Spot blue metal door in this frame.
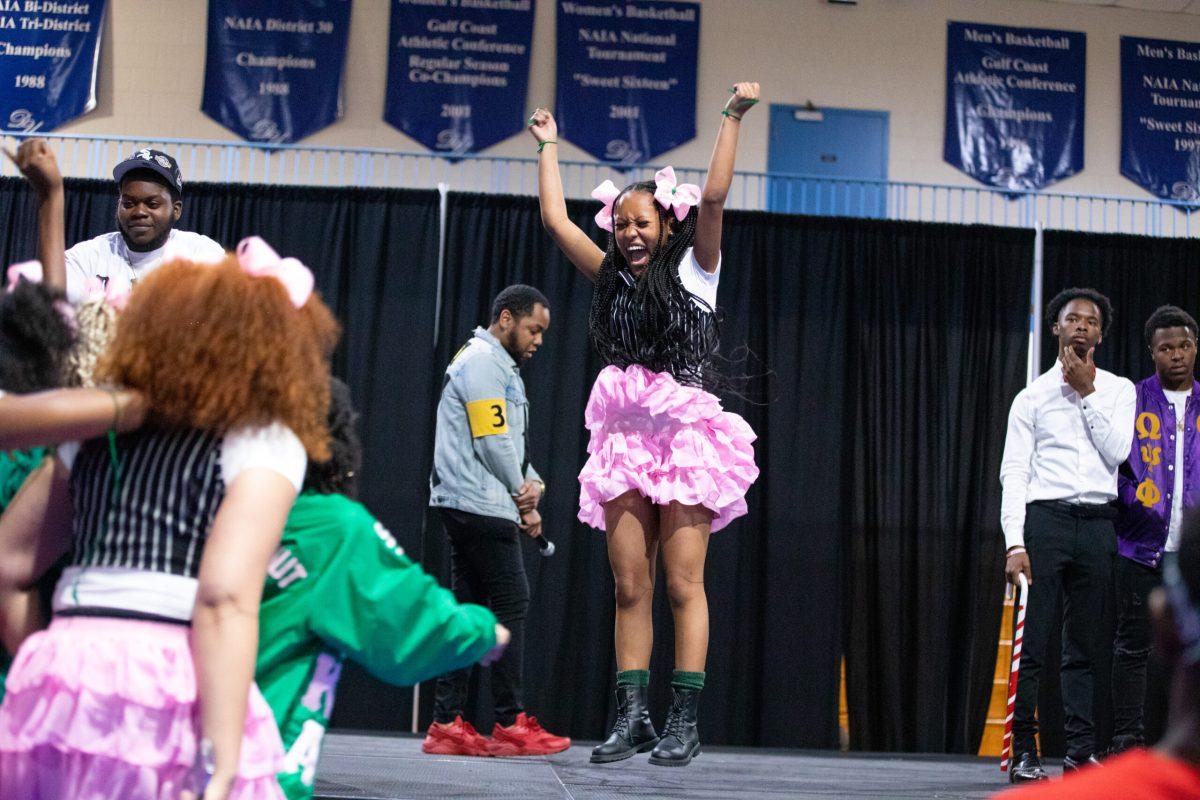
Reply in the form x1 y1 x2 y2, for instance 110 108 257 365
767 105 889 218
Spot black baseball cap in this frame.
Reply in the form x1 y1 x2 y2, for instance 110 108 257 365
113 149 184 196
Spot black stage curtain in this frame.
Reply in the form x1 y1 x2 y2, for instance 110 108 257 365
841 221 1032 752
1031 231 1200 756
426 196 865 748
428 200 1024 752
0 176 443 730
1040 231 1200 378
0 176 1034 752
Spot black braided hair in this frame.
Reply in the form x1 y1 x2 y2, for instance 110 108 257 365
0 278 75 393
587 182 720 390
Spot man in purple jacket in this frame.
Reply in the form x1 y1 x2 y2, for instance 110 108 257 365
1113 304 1200 754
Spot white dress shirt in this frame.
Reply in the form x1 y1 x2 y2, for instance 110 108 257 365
65 229 225 304
999 362 1137 549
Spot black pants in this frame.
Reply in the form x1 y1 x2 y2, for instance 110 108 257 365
1012 501 1115 761
432 508 529 727
1110 554 1164 750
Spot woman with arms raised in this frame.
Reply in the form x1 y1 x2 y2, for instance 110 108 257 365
528 83 761 767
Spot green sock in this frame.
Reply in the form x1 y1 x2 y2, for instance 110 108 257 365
616 669 650 688
671 670 705 691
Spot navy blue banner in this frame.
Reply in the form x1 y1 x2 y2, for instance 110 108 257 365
944 21 1086 192
556 0 699 165
1121 37 1200 204
202 0 351 143
385 0 534 154
0 1 107 134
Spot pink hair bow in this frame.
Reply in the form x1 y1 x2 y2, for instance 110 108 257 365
6 260 75 325
81 275 131 311
5 260 42 291
653 166 701 222
235 236 314 308
591 179 621 232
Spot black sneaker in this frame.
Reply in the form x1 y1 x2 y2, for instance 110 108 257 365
1009 752 1050 783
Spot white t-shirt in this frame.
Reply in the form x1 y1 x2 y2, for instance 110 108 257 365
1164 387 1191 553
58 421 307 492
64 229 225 304
678 247 720 308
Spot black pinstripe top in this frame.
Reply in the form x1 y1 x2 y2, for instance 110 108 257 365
70 428 225 578
606 265 718 387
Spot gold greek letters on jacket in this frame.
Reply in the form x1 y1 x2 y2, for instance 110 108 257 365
1136 412 1162 441
1141 445 1162 465
1136 478 1162 508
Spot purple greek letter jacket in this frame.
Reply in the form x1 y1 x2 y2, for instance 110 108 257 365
1116 374 1200 567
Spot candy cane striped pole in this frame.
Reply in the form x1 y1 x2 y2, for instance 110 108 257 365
1001 572 1029 772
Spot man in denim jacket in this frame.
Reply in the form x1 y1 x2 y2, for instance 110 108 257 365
1113 305 1200 754
425 284 570 758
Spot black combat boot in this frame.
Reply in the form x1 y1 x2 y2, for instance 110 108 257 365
590 684 659 763
648 687 700 766
1009 752 1050 783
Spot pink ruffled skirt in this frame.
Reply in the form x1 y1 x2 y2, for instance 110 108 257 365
578 364 759 533
0 616 285 800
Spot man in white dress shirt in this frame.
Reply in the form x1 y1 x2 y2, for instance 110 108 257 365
64 149 225 304
1000 288 1137 782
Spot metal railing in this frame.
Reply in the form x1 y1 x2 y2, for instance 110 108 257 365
4 131 1196 238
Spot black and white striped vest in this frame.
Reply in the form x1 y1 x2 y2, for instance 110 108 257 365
608 268 718 386
70 427 225 579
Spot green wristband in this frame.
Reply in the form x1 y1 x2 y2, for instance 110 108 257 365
537 140 557 153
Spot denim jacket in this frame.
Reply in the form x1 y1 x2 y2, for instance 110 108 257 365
1117 374 1200 568
429 328 540 523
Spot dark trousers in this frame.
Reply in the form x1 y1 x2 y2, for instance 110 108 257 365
1012 501 1115 761
432 508 529 727
1110 554 1164 750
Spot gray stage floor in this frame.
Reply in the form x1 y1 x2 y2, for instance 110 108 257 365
313 732 1026 800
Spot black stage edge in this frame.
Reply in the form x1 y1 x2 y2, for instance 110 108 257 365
314 732 1029 799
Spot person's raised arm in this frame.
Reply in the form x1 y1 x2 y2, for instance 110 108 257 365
0 388 146 450
187 467 296 800
527 108 604 282
308 507 507 686
5 139 65 291
694 83 759 274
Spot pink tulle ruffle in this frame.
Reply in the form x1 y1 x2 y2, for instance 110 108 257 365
578 364 759 533
0 616 285 800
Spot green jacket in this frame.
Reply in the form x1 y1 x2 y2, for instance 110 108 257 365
257 491 498 800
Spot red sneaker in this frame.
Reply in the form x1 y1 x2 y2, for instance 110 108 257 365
488 713 572 756
422 716 492 756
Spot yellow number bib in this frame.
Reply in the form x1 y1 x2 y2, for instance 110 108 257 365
466 398 509 437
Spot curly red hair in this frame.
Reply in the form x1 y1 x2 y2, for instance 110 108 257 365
97 255 340 460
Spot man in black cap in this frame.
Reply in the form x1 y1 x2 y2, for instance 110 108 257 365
64 149 224 303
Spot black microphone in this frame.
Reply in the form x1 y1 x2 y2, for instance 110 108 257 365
534 535 555 557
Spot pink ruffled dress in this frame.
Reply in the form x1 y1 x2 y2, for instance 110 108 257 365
0 617 284 800
578 363 759 533
579 249 758 532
